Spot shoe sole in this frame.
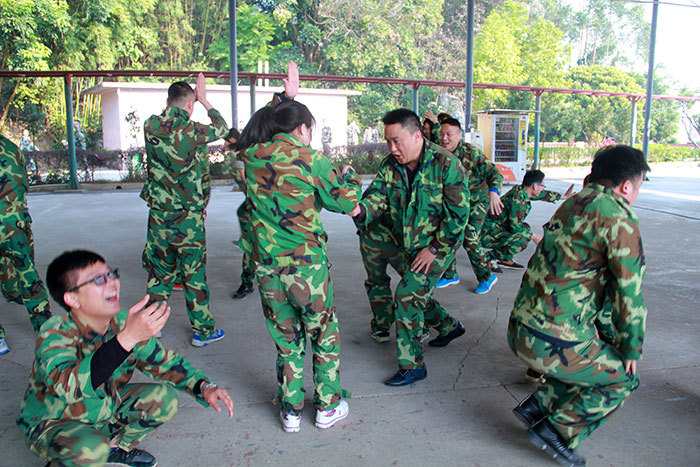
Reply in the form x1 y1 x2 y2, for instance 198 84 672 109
371 336 391 343
527 429 582 467
474 276 498 295
315 410 348 429
436 279 460 289
0 348 8 355
498 263 524 270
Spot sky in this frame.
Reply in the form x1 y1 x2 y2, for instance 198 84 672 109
648 1 700 93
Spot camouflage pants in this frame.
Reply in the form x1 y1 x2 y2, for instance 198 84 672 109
480 224 530 263
0 212 50 338
443 196 490 282
142 209 214 334
508 319 639 449
236 201 255 285
28 383 178 466
256 263 342 415
396 251 460 369
358 223 407 333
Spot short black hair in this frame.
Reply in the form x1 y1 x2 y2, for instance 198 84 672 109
47 250 105 311
167 81 195 106
440 118 462 130
382 109 421 134
522 169 545 187
589 145 650 187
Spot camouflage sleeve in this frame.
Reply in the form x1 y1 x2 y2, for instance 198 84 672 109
358 163 390 226
190 109 229 147
474 149 503 191
133 338 211 407
312 152 361 214
200 155 211 208
605 215 647 360
36 331 104 404
505 193 532 240
533 189 562 203
433 160 470 255
231 151 246 188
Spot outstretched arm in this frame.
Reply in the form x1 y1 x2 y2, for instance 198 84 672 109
283 61 299 100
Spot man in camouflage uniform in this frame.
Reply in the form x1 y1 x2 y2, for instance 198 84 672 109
352 109 470 386
436 118 504 294
16 250 233 467
481 169 573 270
508 145 649 466
240 92 360 431
141 73 228 346
0 135 51 354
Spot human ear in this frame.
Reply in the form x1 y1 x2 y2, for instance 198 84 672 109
63 291 79 310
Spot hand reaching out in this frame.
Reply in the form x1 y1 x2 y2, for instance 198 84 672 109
283 61 299 100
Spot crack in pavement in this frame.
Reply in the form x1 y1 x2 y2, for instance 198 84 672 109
453 297 500 390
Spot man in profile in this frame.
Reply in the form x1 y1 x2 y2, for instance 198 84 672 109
508 145 649 466
141 73 228 346
16 250 233 466
351 109 469 386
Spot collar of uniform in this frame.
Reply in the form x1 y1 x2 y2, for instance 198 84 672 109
163 105 190 121
271 132 305 148
69 311 120 344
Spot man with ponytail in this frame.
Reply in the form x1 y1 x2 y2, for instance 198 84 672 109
236 69 361 433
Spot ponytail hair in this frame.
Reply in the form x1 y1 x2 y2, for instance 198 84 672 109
236 100 315 150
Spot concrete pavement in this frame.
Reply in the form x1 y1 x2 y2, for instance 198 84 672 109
1 164 699 466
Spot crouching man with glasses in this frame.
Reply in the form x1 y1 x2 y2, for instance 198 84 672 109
16 250 234 467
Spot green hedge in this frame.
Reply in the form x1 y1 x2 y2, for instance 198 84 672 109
532 144 700 167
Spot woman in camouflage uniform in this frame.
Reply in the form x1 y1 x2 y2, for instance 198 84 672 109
236 99 361 433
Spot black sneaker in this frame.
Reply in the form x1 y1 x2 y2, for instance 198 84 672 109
232 282 254 299
498 259 525 269
371 329 391 343
428 321 465 347
107 448 157 467
513 394 544 428
525 368 546 384
528 419 586 466
385 367 427 386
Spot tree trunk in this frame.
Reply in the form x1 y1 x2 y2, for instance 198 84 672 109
0 80 20 132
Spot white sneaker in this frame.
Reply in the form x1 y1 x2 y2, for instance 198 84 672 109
315 400 349 429
280 411 301 433
0 337 8 355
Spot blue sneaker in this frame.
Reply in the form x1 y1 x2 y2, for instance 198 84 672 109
0 337 8 355
191 328 225 347
436 275 460 289
385 367 427 386
474 273 498 295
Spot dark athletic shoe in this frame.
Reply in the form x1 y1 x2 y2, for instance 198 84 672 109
498 259 525 269
385 367 427 386
428 321 465 347
513 394 544 428
370 329 391 343
525 368 546 384
107 447 157 467
232 282 254 299
528 419 586 466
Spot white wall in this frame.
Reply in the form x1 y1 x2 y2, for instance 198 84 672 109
85 83 360 150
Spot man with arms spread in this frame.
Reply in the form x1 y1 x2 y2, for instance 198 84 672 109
481 169 573 271
17 250 233 466
0 134 51 354
508 145 649 466
351 109 470 386
436 118 504 294
141 73 228 346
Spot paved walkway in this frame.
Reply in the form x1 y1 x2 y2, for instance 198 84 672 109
1 163 699 466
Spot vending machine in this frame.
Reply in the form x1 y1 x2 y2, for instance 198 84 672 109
476 110 530 183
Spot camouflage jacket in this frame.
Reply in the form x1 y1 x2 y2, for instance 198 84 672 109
0 135 29 214
140 106 228 212
358 140 470 257
16 309 209 442
511 183 647 360
241 133 361 267
453 141 502 201
484 184 561 240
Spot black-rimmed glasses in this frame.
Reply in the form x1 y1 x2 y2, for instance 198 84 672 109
68 268 120 292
